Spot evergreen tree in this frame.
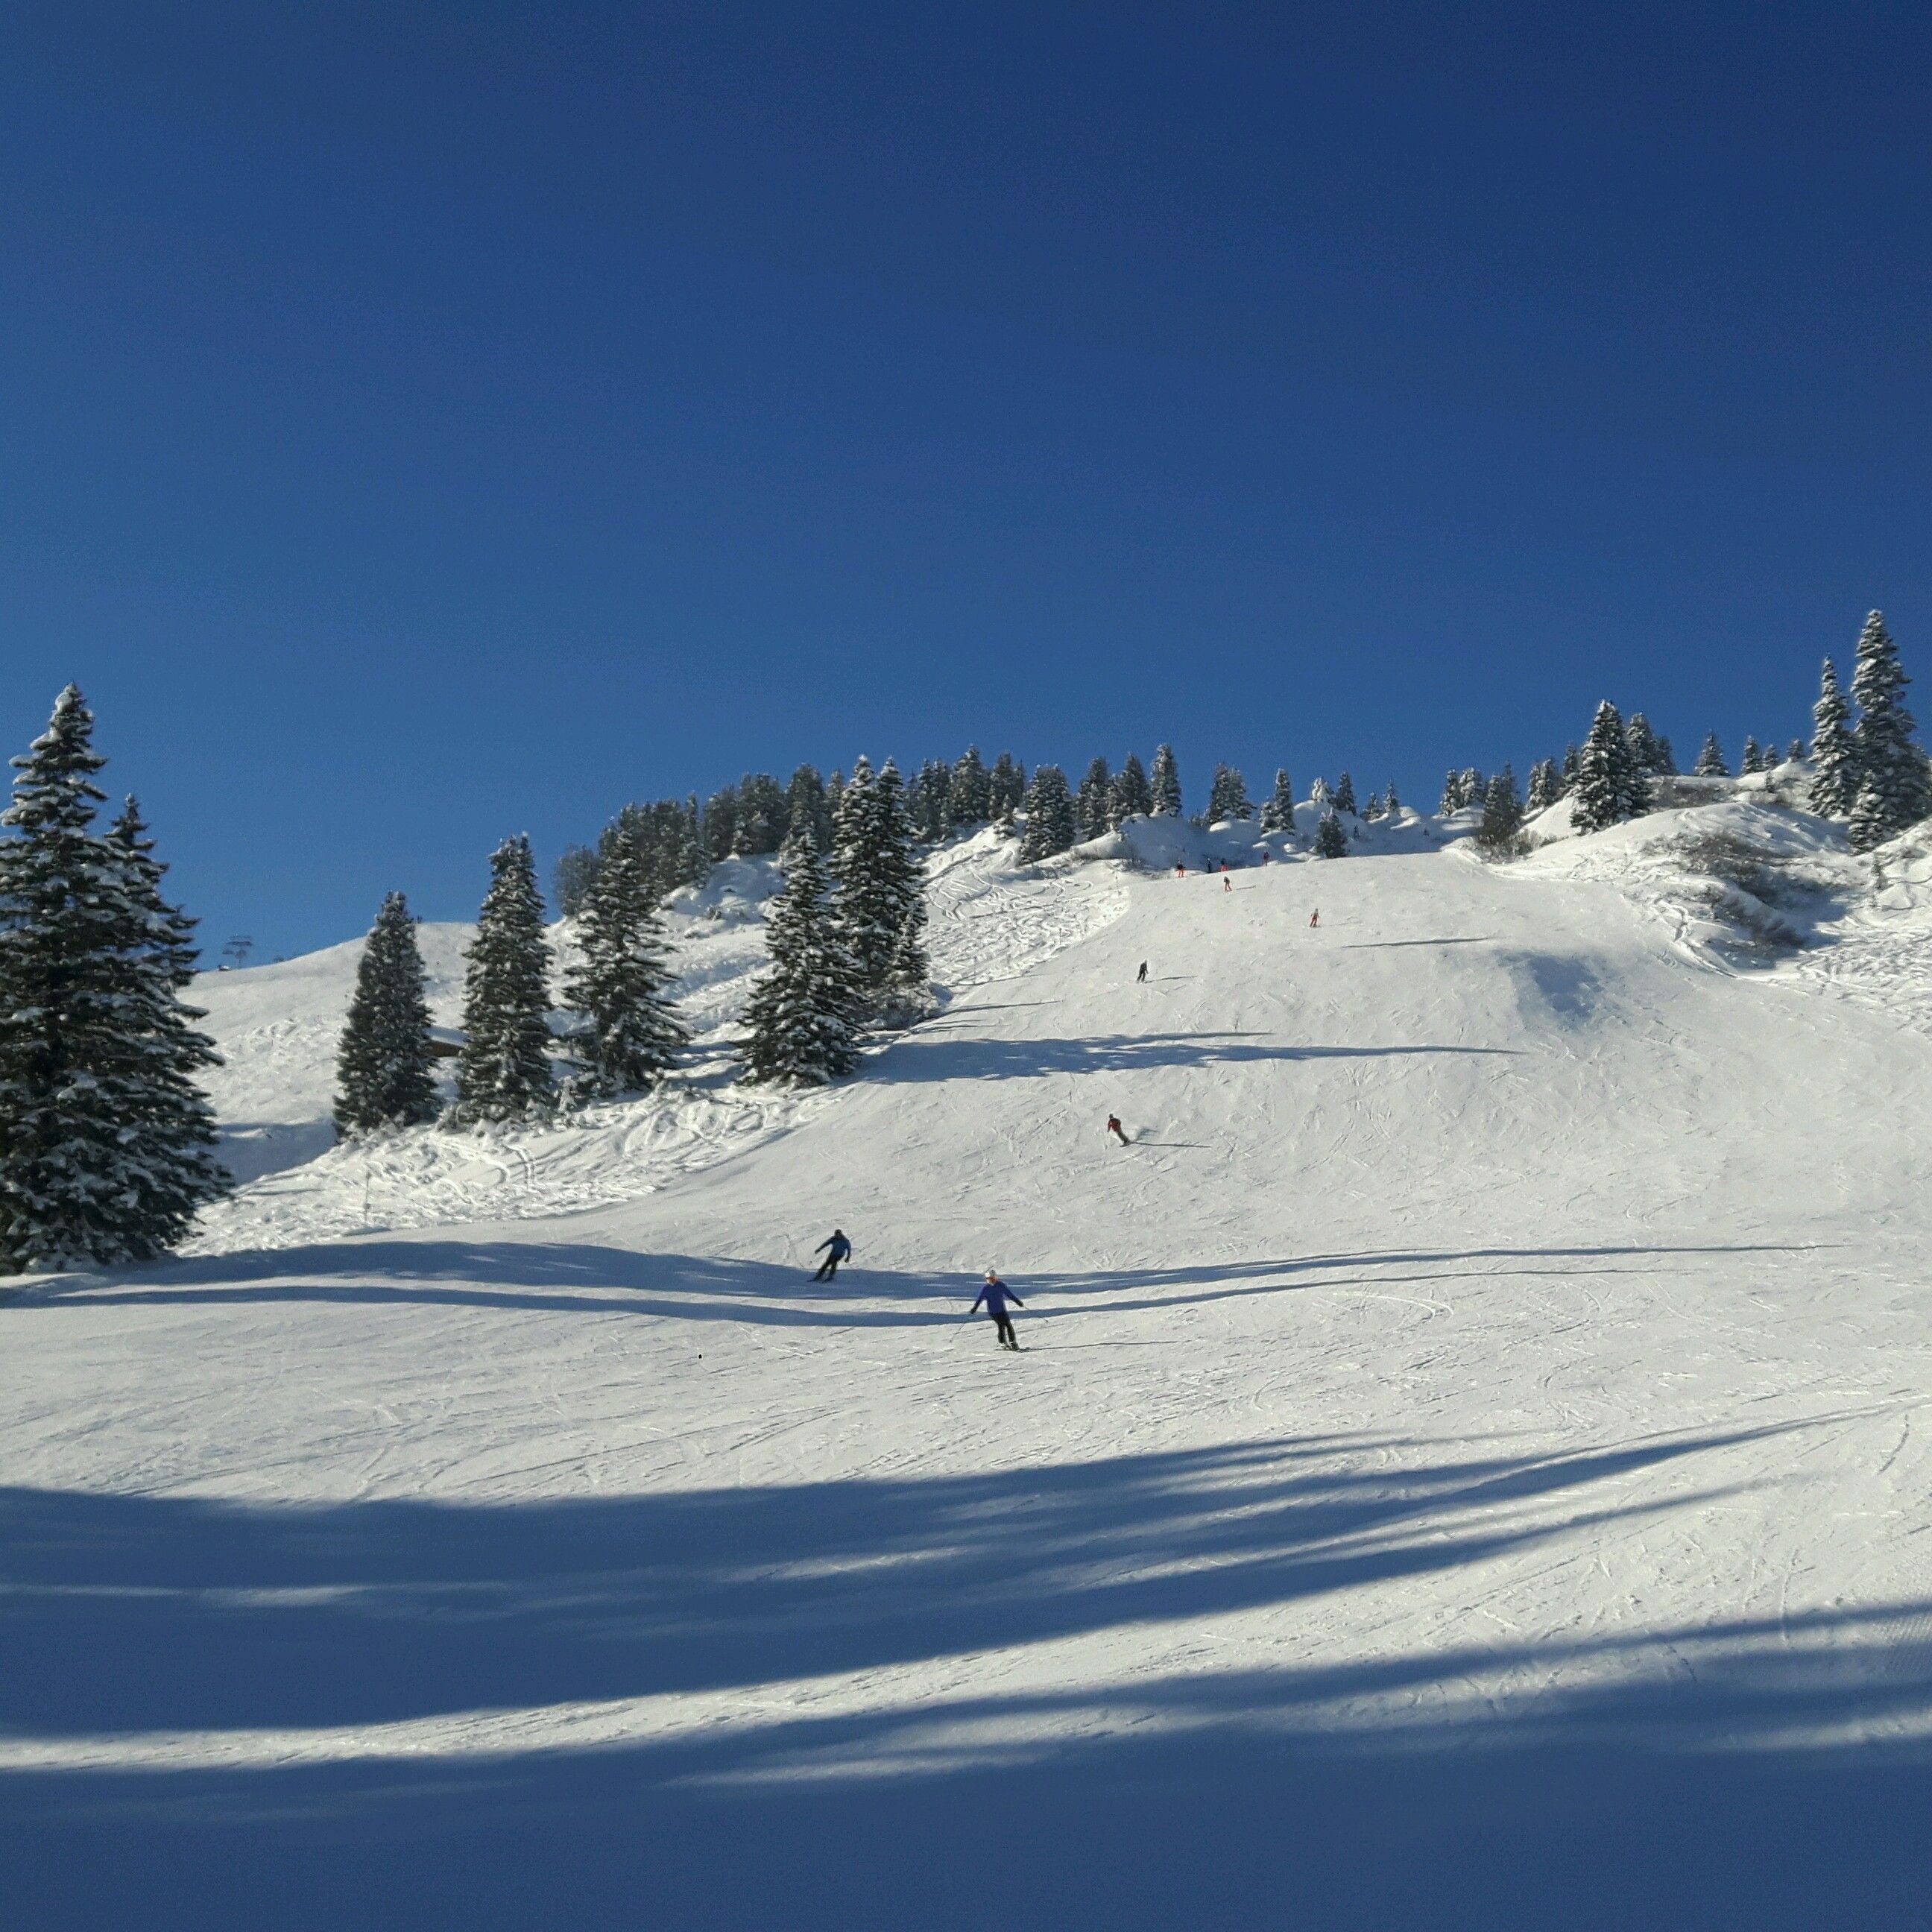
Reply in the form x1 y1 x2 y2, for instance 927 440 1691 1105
554 844 599 918
1559 744 1581 795
1438 771 1459 813
988 752 1026 821
732 773 788 856
451 835 555 1123
825 769 845 821
1693 733 1729 777
1207 764 1253 822
1076 756 1114 839
1654 735 1679 776
562 837 688 1096
0 692 227 1269
1257 768 1295 833
786 765 833 854
1787 738 1805 764
1477 765 1524 854
335 890 439 1135
701 786 739 862
1625 713 1664 773
1849 610 1932 850
1017 764 1078 861
740 830 863 1086
1110 752 1152 821
1740 736 1763 774
947 746 992 827
1573 701 1652 834
1332 771 1357 816
1149 744 1182 817
1385 780 1401 812
1313 809 1348 858
830 758 928 1012
99 795 228 1250
1526 758 1560 815
1363 792 1384 820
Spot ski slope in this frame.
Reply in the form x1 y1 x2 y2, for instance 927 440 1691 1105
7 826 1932 1930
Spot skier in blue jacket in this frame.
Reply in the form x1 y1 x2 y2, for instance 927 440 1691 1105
970 1271 1025 1350
813 1229 853 1281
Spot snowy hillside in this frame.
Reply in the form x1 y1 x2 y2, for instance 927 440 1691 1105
9 800 1932 1929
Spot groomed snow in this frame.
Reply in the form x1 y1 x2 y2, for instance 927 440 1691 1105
7 806 1932 1930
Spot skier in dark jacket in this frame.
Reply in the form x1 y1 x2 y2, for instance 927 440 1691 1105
813 1230 853 1281
1137 961 1149 983
1106 1114 1131 1147
971 1272 1025 1349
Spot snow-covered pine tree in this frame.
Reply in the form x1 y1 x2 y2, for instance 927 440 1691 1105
1526 758 1559 815
1332 771 1357 816
1207 764 1253 822
1257 768 1295 833
825 769 845 821
1363 792 1384 820
1693 733 1729 777
1477 766 1524 854
1849 610 1932 850
735 773 788 856
740 830 863 1085
0 692 224 1269
830 757 928 1012
1313 809 1348 858
98 794 229 1250
947 746 992 827
1625 713 1663 774
1017 764 1078 861
451 835 555 1124
871 761 930 1020
335 890 439 1135
1740 736 1763 774
786 765 833 853
701 786 739 862
1787 738 1805 764
554 845 599 918
1110 752 1152 822
1385 780 1401 812
1438 771 1461 814
671 796 709 888
1076 756 1114 839
1149 744 1182 817
1559 744 1581 795
988 753 1026 821
1573 701 1651 833
562 836 688 1097
1655 736 1679 776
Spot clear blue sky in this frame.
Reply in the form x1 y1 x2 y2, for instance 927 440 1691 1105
4 3 1928 957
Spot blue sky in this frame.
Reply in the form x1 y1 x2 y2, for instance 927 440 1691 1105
4 2 1929 957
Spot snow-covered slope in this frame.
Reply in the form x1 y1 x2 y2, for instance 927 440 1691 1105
7 828 1932 1930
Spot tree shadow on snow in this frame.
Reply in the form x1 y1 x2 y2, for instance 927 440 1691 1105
873 1031 1522 1082
4 1420 1928 1930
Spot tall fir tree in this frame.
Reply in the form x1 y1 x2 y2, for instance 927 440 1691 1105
1110 752 1152 821
785 765 833 853
1526 758 1560 815
562 838 688 1096
1849 610 1932 850
1257 768 1296 833
1332 771 1358 816
1559 743 1581 795
988 752 1026 822
1313 809 1348 858
830 758 928 1014
335 890 439 1135
1385 780 1401 812
1076 756 1114 839
1207 764 1253 822
947 746 992 827
1149 744 1182 818
740 830 863 1085
0 692 227 1269
1740 736 1764 774
554 845 599 918
733 773 789 856
1624 713 1664 774
451 835 555 1123
1787 738 1805 764
1477 766 1524 853
1693 732 1729 777
1017 765 1078 860
1573 701 1651 833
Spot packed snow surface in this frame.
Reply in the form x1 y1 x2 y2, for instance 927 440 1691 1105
7 817 1932 1929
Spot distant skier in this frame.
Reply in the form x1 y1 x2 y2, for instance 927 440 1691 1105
1174 862 1186 878
971 1271 1025 1350
812 1229 853 1281
1106 1114 1131 1147
1137 962 1149 983
1309 909 1320 929
1223 874 1232 892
